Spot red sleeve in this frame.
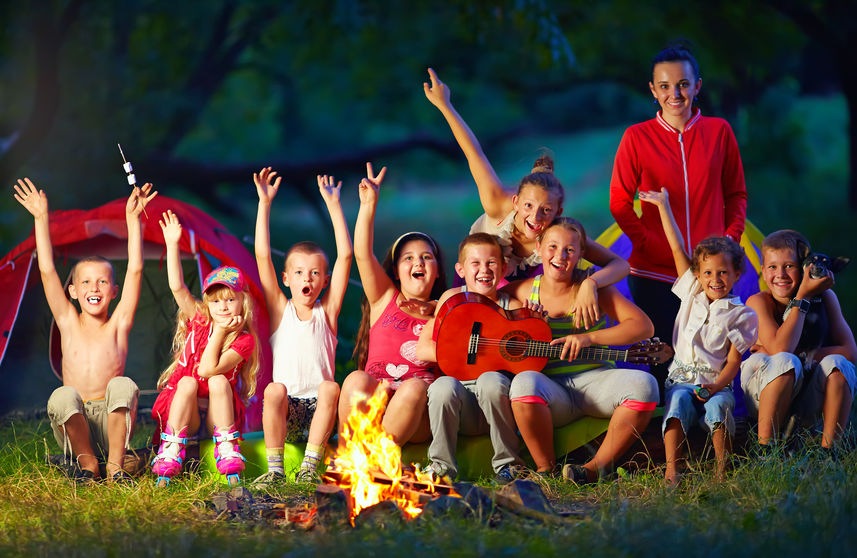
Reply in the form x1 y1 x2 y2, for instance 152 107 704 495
609 127 647 242
227 332 255 361
719 122 747 241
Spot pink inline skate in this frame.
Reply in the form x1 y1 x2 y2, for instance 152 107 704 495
213 426 245 486
151 425 188 487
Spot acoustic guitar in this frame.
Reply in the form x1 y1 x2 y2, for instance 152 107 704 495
434 291 671 381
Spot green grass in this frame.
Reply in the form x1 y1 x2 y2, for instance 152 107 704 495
2 417 857 557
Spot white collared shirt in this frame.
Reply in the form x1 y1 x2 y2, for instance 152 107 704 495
668 269 758 384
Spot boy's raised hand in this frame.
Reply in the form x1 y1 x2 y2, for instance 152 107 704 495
358 162 387 205
254 166 282 205
423 67 451 109
638 187 669 208
12 178 48 219
127 183 158 217
159 210 183 245
317 174 343 204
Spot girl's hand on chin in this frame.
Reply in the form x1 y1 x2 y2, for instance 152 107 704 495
215 315 244 332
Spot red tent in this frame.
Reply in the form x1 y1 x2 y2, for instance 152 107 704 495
0 195 272 431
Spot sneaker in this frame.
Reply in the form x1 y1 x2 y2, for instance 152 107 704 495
494 464 522 485
535 464 563 479
73 468 99 485
294 468 321 484
108 469 134 485
251 470 285 489
420 462 453 485
561 464 592 485
47 454 99 484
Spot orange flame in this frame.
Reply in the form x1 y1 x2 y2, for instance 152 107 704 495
328 384 424 519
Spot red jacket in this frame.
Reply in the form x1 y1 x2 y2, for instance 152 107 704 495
609 109 747 282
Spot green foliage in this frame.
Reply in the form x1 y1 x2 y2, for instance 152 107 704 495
738 79 807 176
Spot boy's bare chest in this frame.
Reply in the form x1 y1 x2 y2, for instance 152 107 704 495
61 322 126 375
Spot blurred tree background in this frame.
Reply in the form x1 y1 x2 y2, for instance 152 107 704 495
1 0 855 403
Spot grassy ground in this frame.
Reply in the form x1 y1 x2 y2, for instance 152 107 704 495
2 417 856 557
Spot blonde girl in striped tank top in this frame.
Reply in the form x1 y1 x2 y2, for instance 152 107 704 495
503 218 658 483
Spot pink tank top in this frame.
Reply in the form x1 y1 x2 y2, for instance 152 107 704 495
364 295 438 388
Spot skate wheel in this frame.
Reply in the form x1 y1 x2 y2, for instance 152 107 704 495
156 476 171 488
226 473 241 487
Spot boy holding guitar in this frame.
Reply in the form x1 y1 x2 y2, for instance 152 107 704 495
416 233 528 484
503 218 661 484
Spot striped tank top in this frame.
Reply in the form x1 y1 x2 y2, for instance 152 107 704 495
529 275 608 376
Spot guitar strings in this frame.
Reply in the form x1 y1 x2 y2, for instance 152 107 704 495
468 338 628 359
466 337 663 362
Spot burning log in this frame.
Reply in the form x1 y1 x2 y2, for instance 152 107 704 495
353 500 406 529
323 385 460 522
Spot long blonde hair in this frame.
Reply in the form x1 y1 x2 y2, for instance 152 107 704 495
157 284 261 402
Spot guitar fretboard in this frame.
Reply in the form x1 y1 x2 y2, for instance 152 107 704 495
471 335 630 362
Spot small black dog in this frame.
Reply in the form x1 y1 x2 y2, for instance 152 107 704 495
803 253 850 279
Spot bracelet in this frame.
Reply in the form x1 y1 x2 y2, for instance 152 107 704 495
783 297 811 321
787 298 810 314
586 276 599 289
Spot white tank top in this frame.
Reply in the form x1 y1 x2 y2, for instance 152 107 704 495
269 300 336 398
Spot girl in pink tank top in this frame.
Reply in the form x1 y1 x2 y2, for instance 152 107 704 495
338 163 448 446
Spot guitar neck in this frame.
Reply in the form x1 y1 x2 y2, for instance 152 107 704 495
529 340 629 362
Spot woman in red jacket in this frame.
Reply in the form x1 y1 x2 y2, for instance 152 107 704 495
609 45 748 397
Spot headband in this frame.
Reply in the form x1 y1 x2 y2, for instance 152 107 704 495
390 231 438 259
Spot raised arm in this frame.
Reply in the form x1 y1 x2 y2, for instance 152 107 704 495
354 162 395 311
113 183 157 329
424 68 513 221
318 174 353 333
159 210 197 317
639 187 690 276
12 178 77 326
253 166 288 328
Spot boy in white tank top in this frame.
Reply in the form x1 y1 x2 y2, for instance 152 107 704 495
252 167 352 484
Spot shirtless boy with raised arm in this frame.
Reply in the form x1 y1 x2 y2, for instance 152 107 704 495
13 177 156 482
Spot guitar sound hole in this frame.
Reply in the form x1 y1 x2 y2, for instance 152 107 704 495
500 330 530 362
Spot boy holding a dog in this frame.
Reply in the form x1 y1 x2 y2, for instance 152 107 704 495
741 229 856 452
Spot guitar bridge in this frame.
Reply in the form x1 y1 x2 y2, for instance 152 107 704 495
467 322 482 365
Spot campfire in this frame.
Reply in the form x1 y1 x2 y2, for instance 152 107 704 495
207 386 569 529
320 385 458 523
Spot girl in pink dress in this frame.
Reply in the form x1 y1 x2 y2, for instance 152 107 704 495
151 211 260 486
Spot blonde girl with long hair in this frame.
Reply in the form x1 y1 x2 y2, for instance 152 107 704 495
150 210 260 486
